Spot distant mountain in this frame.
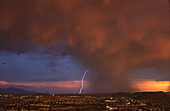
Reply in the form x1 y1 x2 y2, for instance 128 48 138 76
110 91 169 97
0 87 36 94
133 91 166 95
132 91 170 101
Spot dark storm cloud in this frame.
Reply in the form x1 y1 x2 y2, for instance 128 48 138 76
0 50 83 82
0 0 169 92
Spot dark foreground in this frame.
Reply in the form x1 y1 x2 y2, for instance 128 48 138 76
0 92 170 111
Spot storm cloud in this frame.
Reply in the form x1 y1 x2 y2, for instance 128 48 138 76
0 0 169 92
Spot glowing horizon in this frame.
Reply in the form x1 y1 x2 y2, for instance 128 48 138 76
131 80 170 92
0 80 169 92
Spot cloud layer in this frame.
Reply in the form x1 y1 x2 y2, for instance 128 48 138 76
0 0 169 92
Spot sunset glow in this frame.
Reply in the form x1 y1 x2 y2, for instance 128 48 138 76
0 80 169 92
132 80 170 92
0 81 88 89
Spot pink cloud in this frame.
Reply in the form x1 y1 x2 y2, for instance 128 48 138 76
0 81 88 89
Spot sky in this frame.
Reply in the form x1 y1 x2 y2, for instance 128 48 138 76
0 0 169 93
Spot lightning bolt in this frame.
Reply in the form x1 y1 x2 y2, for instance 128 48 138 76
79 70 89 94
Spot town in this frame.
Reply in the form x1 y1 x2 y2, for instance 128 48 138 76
0 92 169 111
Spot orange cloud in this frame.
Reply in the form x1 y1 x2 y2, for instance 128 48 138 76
0 81 88 89
0 0 169 92
132 80 170 92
